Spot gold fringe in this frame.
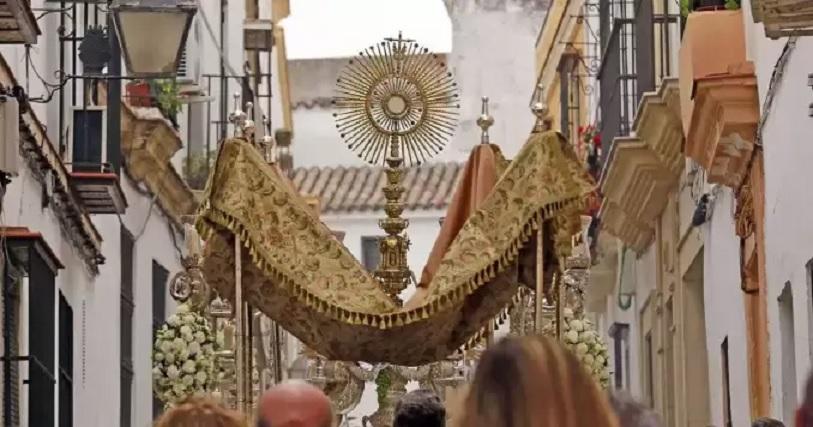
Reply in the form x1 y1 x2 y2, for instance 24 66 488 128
196 194 588 332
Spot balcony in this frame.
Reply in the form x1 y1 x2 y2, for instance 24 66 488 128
0 0 39 44
68 107 128 214
596 1 682 253
680 10 759 189
119 98 197 224
751 0 813 38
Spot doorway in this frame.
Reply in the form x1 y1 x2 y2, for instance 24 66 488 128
683 251 711 426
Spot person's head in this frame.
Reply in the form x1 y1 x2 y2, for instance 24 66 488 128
460 335 619 427
751 417 784 427
155 397 246 427
393 389 446 427
799 373 813 427
607 391 661 427
257 380 332 427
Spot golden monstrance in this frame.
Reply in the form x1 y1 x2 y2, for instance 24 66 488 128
333 32 460 304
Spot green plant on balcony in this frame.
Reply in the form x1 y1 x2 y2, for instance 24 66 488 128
150 79 182 129
183 150 215 190
680 0 740 17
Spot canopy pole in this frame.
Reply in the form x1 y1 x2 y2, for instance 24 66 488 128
234 236 246 412
535 224 545 334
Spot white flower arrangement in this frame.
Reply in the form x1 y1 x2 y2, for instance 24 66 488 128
562 307 610 388
153 303 220 406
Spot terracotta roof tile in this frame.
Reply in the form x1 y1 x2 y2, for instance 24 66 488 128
293 162 463 214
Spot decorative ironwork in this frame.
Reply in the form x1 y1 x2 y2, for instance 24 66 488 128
78 27 112 75
333 32 460 304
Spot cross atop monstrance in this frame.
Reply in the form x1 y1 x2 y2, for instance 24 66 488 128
333 31 460 305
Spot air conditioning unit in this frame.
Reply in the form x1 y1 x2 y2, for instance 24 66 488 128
0 95 20 176
69 106 107 173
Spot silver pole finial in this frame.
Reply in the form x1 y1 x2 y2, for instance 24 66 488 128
476 96 494 144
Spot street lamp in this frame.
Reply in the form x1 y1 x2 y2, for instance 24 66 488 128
110 0 197 77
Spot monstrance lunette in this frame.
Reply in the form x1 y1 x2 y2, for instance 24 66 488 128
333 32 460 304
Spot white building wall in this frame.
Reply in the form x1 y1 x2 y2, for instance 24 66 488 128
702 189 752 427
740 0 813 418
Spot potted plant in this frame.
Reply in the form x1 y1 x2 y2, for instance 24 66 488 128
577 124 602 179
125 79 153 107
681 0 740 16
182 150 215 190
150 79 183 129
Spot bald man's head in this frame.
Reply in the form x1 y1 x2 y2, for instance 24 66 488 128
258 380 332 427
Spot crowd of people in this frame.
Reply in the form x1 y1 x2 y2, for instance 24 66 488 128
153 335 808 427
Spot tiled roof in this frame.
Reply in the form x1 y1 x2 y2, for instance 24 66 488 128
292 162 463 213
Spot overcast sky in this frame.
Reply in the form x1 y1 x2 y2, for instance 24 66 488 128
282 0 452 60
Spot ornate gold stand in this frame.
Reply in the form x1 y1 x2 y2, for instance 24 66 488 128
376 135 411 303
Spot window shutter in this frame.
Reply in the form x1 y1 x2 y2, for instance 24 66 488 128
58 293 73 427
177 46 188 79
120 226 135 427
3 263 22 426
634 0 655 99
151 261 168 419
361 237 382 272
28 247 56 427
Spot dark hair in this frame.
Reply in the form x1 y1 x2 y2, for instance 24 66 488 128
752 418 784 427
393 389 446 427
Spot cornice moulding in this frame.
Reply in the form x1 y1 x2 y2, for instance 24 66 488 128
686 68 759 188
634 79 684 181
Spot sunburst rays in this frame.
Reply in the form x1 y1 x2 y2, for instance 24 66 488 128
332 34 460 166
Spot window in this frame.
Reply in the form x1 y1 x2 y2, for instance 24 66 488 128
152 261 169 419
779 282 797 423
721 337 732 427
58 293 73 427
120 226 135 427
361 237 382 272
2 233 59 427
644 332 654 408
664 298 675 426
609 323 630 390
807 258 813 363
558 53 580 141
2 261 23 426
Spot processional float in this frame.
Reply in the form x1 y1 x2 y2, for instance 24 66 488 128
167 32 596 423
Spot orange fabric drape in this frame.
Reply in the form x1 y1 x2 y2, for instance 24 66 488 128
418 144 502 289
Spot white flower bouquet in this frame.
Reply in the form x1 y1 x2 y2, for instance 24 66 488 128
152 303 220 406
562 308 610 388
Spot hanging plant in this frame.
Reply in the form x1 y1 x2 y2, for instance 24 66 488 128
183 150 216 190
577 124 602 178
150 79 182 129
374 369 392 406
681 0 740 17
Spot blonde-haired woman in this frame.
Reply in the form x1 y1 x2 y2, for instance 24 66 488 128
459 335 619 427
155 397 247 427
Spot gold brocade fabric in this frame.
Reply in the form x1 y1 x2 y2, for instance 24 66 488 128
197 131 594 365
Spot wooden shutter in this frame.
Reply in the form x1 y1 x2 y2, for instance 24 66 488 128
2 262 22 427
120 226 135 427
28 245 56 427
151 261 168 419
58 293 73 427
635 0 655 99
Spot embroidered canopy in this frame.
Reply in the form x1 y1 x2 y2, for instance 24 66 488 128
196 130 594 365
